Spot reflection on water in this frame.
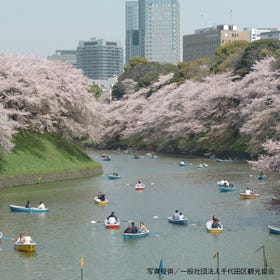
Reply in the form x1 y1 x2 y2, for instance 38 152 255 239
0 151 279 279
16 250 37 258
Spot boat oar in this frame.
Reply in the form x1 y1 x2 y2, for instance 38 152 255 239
90 220 104 224
0 237 15 241
153 216 166 220
89 197 96 204
34 241 46 248
223 225 231 231
0 233 15 241
188 220 201 226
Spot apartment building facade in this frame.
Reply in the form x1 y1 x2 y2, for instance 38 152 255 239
183 24 250 62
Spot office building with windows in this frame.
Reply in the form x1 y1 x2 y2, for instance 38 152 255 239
259 30 280 40
243 27 280 42
126 1 140 64
126 0 180 65
183 24 250 62
76 38 124 82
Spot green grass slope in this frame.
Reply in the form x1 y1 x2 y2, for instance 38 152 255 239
0 132 102 177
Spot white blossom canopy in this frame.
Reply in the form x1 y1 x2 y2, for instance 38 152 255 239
102 58 280 172
0 54 104 153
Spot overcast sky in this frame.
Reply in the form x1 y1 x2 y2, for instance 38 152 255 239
0 0 279 58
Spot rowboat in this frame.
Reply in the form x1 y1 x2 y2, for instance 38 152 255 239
268 225 280 234
104 219 120 229
197 163 208 168
258 175 267 180
9 204 49 213
168 217 188 225
123 230 150 239
216 158 239 163
14 242 37 252
206 221 223 233
107 174 121 180
219 186 238 192
272 196 280 204
135 183 145 190
217 180 231 187
178 161 186 166
94 196 109 205
103 156 111 161
240 193 260 199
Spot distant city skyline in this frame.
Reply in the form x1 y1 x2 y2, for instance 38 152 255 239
0 0 279 58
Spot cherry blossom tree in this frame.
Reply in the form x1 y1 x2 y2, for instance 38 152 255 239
249 140 280 174
101 57 280 173
0 54 104 153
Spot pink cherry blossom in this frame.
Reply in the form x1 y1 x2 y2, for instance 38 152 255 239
101 57 280 174
0 54 104 153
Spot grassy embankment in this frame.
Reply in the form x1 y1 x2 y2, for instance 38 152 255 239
0 132 102 187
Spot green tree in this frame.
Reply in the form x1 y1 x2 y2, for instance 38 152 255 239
111 82 125 100
124 56 148 72
89 83 103 100
211 40 249 74
174 58 211 82
235 39 280 76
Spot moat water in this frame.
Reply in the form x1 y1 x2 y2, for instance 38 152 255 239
0 151 279 280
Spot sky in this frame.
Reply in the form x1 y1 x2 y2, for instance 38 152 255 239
0 0 280 58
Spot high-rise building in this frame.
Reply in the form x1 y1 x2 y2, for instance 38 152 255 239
183 25 250 62
76 38 124 81
126 1 140 64
126 0 180 65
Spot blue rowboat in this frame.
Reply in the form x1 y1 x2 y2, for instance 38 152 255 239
219 186 238 192
123 230 150 239
258 175 267 180
268 225 280 234
107 174 121 180
168 217 188 225
9 204 49 213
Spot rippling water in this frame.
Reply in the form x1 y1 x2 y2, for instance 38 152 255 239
0 151 279 279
